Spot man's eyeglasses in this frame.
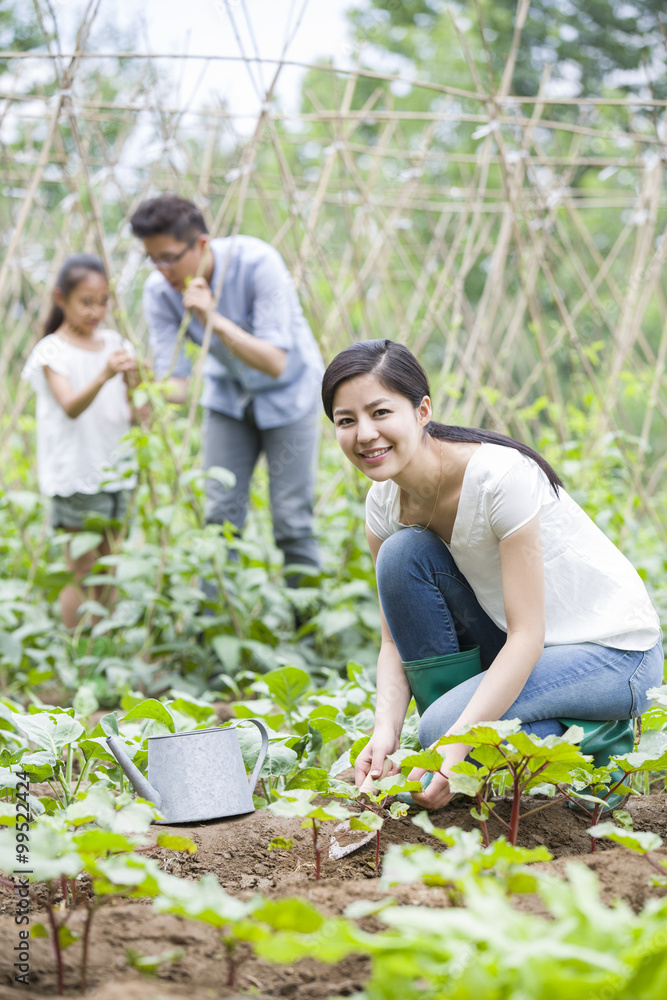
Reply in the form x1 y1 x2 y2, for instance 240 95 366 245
147 239 196 269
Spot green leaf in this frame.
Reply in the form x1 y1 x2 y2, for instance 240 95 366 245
588 823 663 854
11 712 84 755
264 666 311 714
254 918 364 965
349 735 370 767
156 833 198 854
168 697 216 725
398 749 444 771
205 466 236 490
314 609 358 639
31 923 49 939
19 750 55 781
307 717 346 743
448 769 484 797
58 925 80 950
69 532 103 561
253 897 323 932
268 837 294 852
99 713 120 736
234 725 298 778
153 872 255 926
285 767 329 792
437 719 522 748
121 700 175 733
268 789 348 823
0 824 81 882
126 947 184 976
411 812 458 846
211 634 243 673
0 630 22 667
350 810 384 832
73 830 137 856
73 684 98 720
612 748 667 773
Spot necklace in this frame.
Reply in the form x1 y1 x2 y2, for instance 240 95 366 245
405 441 443 533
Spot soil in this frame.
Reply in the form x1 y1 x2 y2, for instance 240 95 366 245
1 793 666 999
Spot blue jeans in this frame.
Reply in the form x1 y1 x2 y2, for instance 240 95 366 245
203 402 321 578
376 529 664 747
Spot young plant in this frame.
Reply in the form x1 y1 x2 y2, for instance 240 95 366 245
588 822 667 885
267 788 350 880
380 811 552 900
0 784 195 995
564 744 667 848
416 720 594 845
153 873 261 988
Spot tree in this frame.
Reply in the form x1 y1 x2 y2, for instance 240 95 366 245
347 1 667 100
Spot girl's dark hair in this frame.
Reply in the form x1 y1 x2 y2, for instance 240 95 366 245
321 339 563 494
44 254 107 336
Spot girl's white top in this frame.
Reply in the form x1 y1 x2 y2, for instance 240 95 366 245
366 443 661 651
21 330 137 497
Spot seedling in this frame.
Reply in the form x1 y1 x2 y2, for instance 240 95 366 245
588 822 667 885
380 811 552 900
407 720 594 845
0 785 196 995
268 788 350 880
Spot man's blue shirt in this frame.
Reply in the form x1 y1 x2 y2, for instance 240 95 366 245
143 235 324 429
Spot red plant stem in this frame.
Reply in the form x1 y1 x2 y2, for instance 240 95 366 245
509 777 522 846
45 898 65 997
80 901 97 993
60 874 69 907
644 853 667 875
375 830 380 875
312 820 321 881
225 937 236 989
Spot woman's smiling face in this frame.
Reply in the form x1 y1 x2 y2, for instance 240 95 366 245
332 373 431 481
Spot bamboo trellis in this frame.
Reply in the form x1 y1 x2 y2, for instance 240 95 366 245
1 0 666 552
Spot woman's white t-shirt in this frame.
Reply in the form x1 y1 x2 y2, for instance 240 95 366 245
21 330 137 497
366 443 660 651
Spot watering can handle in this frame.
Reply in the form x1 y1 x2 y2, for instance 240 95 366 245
234 718 269 795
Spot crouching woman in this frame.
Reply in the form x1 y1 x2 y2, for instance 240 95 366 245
321 339 663 809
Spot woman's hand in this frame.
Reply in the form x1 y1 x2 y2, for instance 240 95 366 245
407 741 468 810
182 276 215 324
407 767 455 810
354 729 400 790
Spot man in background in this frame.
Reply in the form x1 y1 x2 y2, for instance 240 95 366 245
130 195 323 583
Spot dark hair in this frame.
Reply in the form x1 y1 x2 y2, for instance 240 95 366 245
129 195 208 243
321 339 563 494
43 254 107 336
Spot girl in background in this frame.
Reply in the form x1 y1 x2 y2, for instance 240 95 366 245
22 254 138 629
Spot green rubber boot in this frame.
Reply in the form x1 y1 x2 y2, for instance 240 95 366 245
396 647 483 804
403 646 482 716
559 717 635 812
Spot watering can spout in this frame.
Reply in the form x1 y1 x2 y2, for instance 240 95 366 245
106 736 162 809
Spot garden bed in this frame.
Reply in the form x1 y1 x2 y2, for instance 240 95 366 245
2 793 666 999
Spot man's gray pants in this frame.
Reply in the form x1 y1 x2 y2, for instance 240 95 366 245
203 403 321 577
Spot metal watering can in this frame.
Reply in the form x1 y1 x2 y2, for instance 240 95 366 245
106 719 269 824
